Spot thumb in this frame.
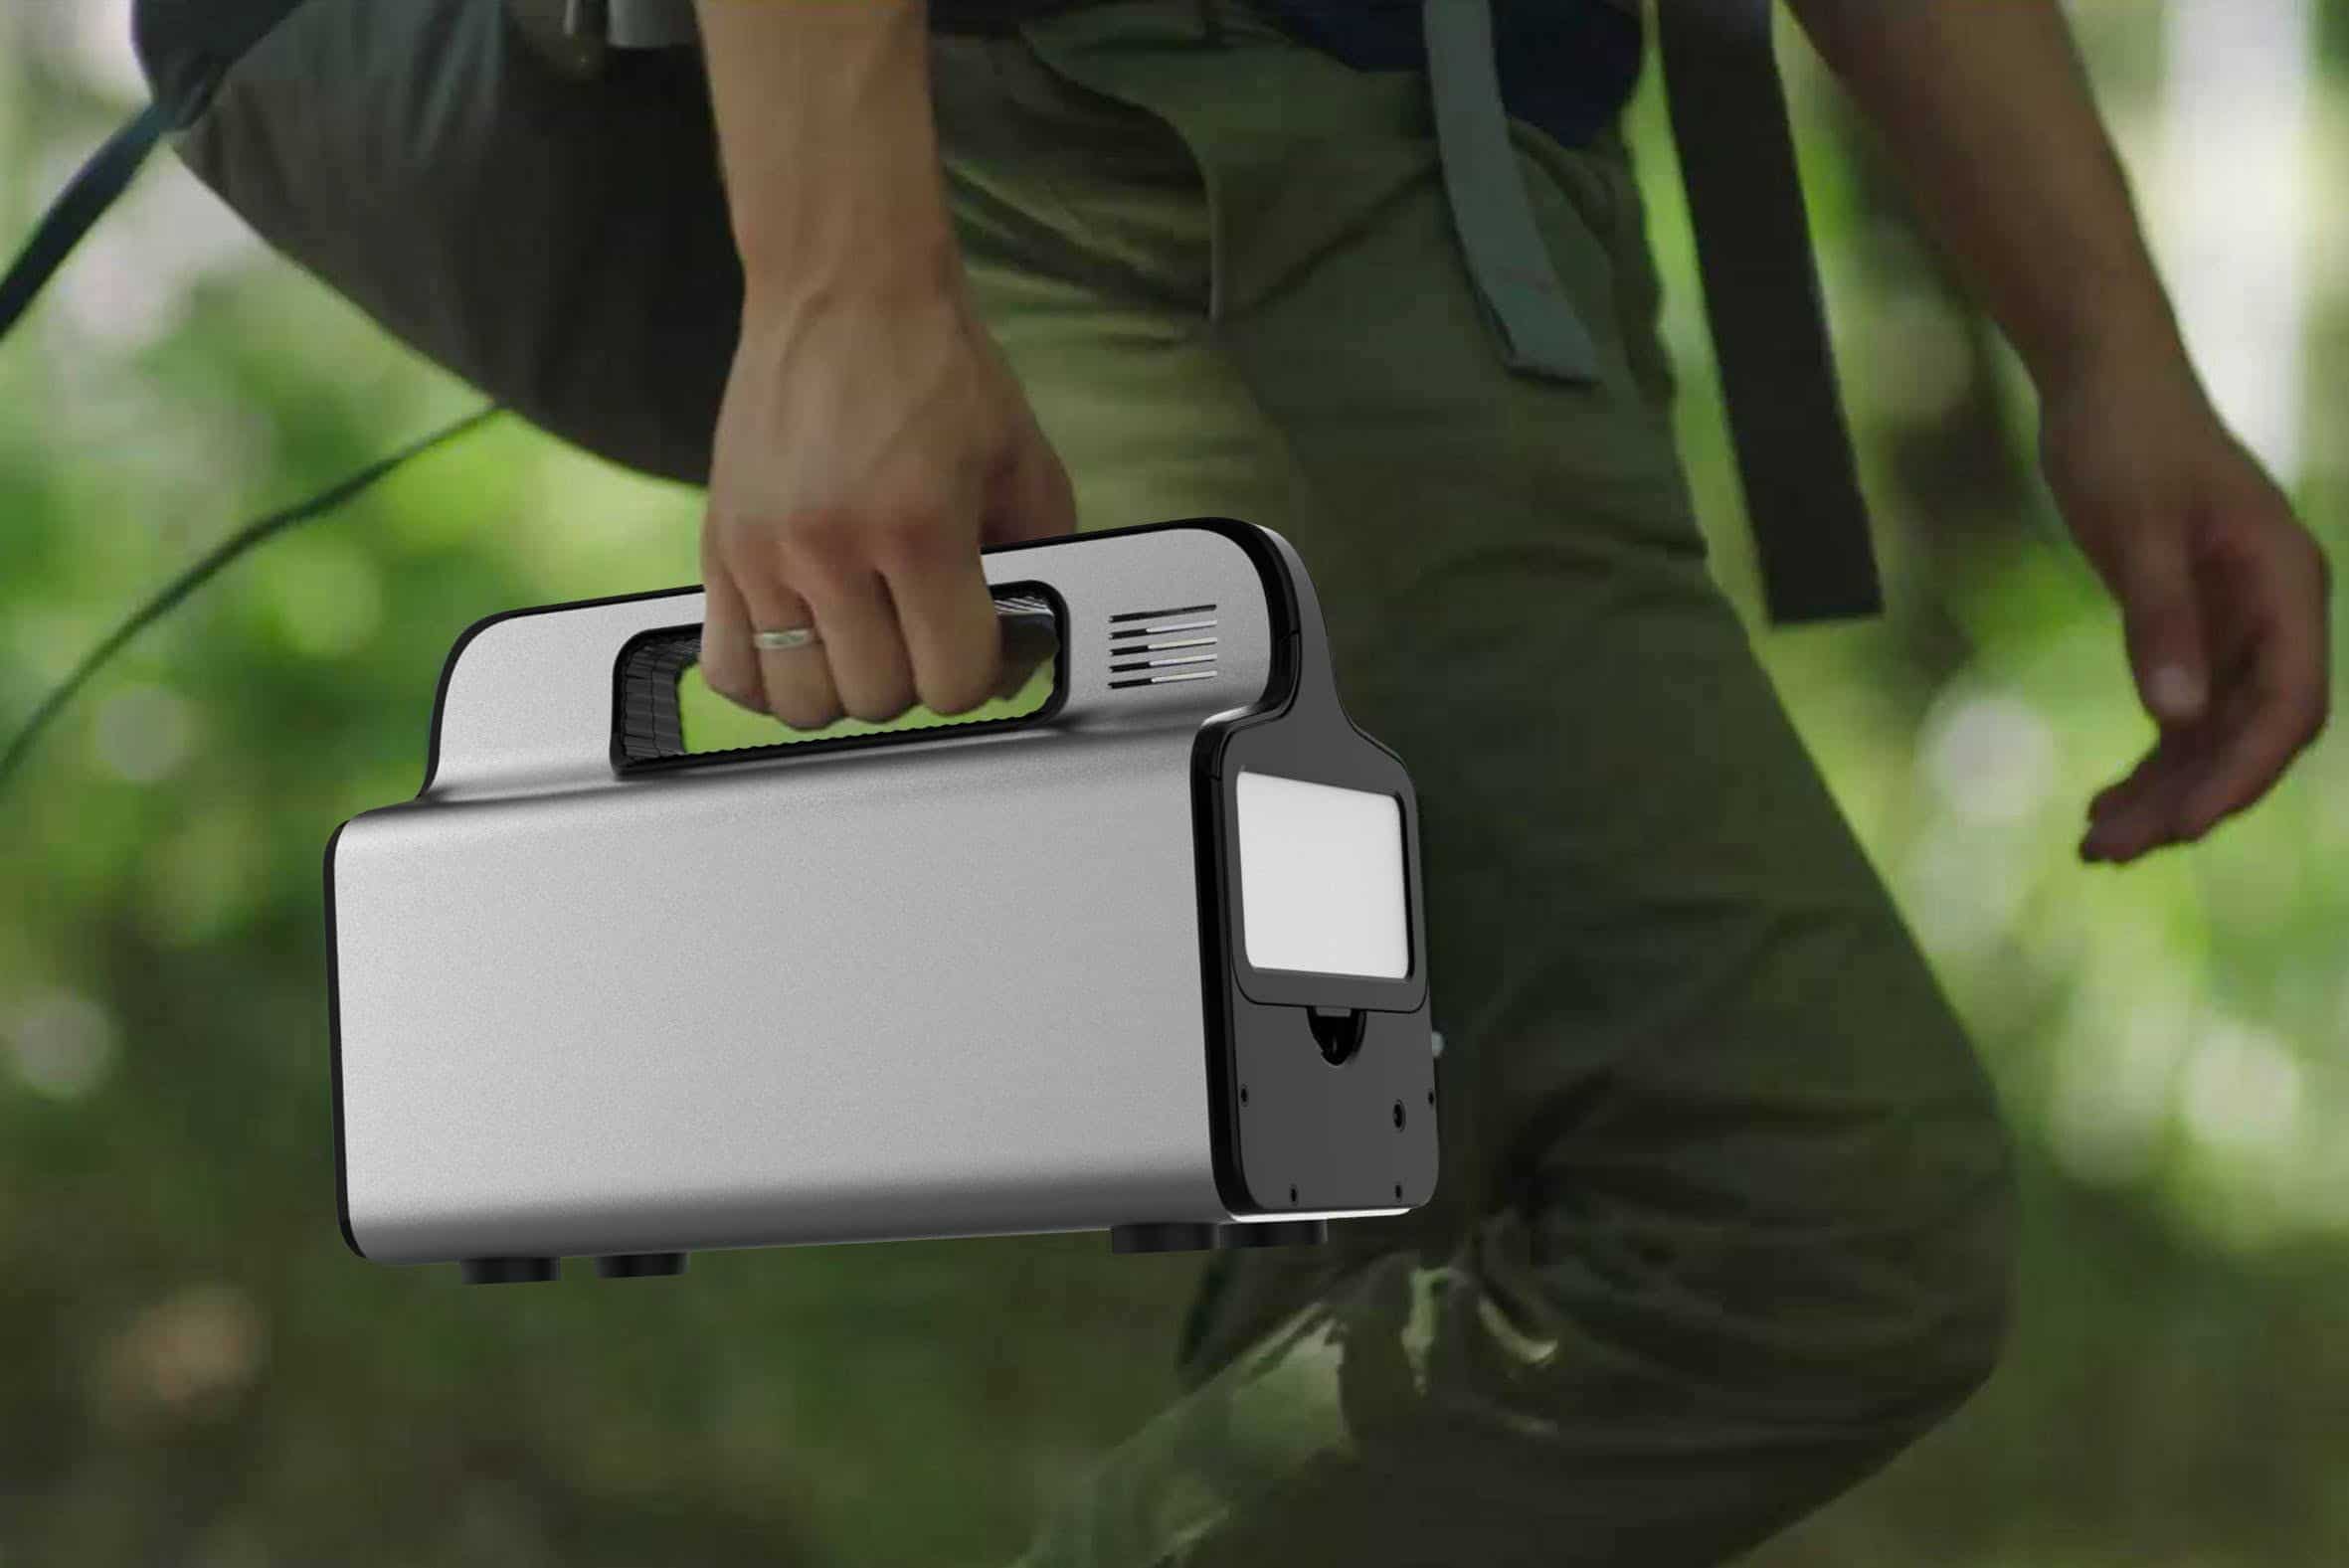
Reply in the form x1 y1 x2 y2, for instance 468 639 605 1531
981 419 1078 547
2114 523 2211 727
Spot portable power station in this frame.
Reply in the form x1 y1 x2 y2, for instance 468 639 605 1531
325 518 1437 1283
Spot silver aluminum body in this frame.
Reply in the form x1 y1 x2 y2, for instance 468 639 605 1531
329 522 1416 1266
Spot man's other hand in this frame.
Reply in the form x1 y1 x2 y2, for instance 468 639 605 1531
2045 358 2331 864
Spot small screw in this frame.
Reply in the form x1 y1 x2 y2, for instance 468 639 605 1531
1239 1085 1249 1106
1288 1184 1299 1204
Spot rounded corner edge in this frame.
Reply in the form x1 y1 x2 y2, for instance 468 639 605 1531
320 816 366 1264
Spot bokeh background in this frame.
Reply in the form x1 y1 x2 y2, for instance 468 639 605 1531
5 1 2347 1563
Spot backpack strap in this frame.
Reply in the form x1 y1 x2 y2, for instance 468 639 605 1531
0 106 498 790
0 104 166 344
1422 0 1604 386
1431 0 1879 625
1658 0 1883 624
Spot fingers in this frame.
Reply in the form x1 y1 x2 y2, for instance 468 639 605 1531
697 550 769 716
725 509 997 731
2079 728 2210 863
782 517 919 723
710 506 849 730
876 519 1002 716
2168 534 2331 841
736 569 842 732
2081 516 2331 863
2113 522 2211 725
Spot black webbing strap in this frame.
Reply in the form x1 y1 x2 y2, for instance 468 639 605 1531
0 106 504 792
1658 0 1882 624
0 105 167 344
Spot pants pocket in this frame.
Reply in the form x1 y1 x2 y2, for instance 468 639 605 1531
1511 121 1684 417
931 23 1217 314
1015 0 1439 323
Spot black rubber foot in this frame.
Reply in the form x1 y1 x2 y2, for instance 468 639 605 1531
460 1257 559 1285
1216 1220 1330 1250
1109 1222 1221 1254
595 1253 688 1280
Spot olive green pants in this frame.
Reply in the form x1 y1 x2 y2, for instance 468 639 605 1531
929 4 2015 1565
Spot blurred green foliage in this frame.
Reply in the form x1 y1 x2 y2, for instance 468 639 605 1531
3 3 2346 1565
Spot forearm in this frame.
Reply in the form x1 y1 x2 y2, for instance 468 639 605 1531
1785 0 2191 393
693 0 960 306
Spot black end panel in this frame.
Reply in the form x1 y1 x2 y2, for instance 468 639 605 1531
1183 527 1440 1219
1220 996 1438 1218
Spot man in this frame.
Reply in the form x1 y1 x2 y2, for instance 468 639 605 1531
680 2 2327 1563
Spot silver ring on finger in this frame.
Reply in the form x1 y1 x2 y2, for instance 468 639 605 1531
752 625 822 652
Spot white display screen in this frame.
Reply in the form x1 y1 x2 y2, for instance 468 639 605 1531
1235 772 1409 979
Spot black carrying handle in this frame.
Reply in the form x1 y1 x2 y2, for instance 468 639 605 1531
613 590 1064 769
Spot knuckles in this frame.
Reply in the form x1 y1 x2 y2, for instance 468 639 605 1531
921 679 992 719
863 510 958 572
841 685 919 726
772 698 843 732
702 497 998 729
767 510 867 578
714 503 959 577
707 679 763 713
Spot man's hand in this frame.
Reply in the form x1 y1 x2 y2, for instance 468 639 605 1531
2044 357 2330 864
691 0 1075 729
1784 0 2332 863
699 278 1074 728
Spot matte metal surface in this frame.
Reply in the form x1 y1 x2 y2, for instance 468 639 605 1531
334 525 1282 1263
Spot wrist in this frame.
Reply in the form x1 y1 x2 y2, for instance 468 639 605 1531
2023 291 2199 408
696 0 952 306
742 259 970 344
738 221 967 323
719 66 955 293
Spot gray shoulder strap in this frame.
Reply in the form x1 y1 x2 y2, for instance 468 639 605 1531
1423 0 1604 385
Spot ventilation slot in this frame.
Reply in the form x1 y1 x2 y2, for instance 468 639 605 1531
1106 604 1218 689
